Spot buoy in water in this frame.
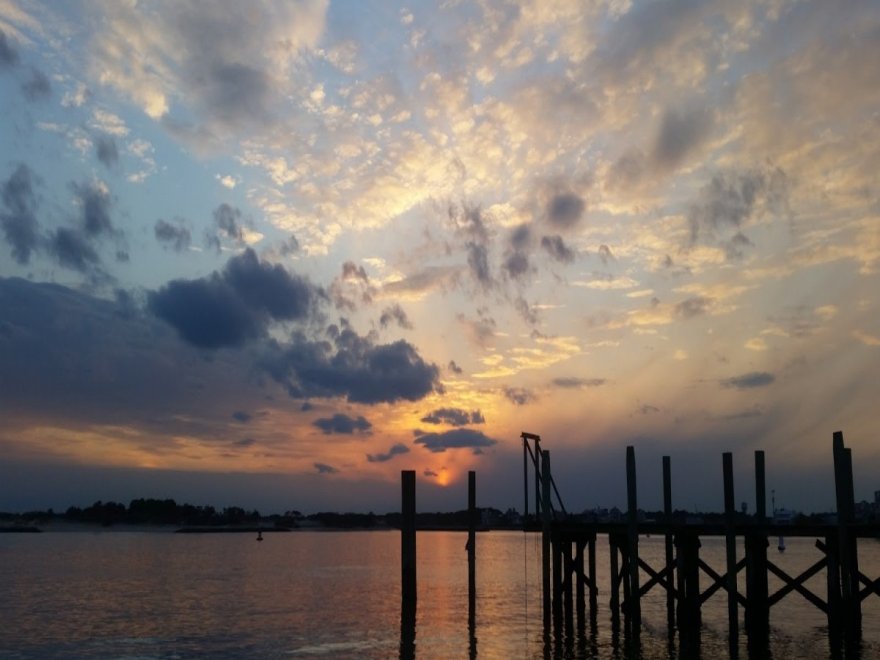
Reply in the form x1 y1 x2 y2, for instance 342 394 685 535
257 530 263 542
777 535 785 552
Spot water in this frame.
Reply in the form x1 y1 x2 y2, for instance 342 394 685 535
1 530 878 658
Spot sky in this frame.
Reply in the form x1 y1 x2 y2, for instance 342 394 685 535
1 0 879 516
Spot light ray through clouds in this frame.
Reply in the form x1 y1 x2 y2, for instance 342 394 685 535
1 0 879 514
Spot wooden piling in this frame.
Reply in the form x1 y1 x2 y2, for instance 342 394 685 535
542 450 552 634
676 531 702 650
401 470 417 610
723 452 739 658
588 537 598 622
746 451 769 644
626 446 641 634
400 470 417 658
663 456 674 631
468 470 476 629
609 533 620 630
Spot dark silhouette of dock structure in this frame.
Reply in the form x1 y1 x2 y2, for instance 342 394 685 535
522 430 880 658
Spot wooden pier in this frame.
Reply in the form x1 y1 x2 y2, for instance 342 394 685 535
523 430 880 658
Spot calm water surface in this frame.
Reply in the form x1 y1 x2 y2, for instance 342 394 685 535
1 531 878 658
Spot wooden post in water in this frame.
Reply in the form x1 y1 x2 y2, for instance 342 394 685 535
542 450 552 634
401 470 417 608
610 533 620 631
723 452 739 658
663 456 674 631
588 536 598 624
401 470 417 658
676 530 701 653
832 431 861 647
746 450 769 645
468 470 476 630
626 446 641 636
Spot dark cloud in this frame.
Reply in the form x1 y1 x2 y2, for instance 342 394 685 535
466 241 493 288
74 182 114 238
414 428 498 453
313 413 372 435
48 228 100 272
547 192 584 230
279 235 300 256
314 462 339 475
420 408 485 426
21 68 51 101
449 203 489 242
503 251 530 280
448 360 463 375
688 167 790 255
366 443 410 463
552 377 606 389
148 248 319 349
232 437 256 447
598 245 614 264
606 150 645 191
1 164 39 265
341 261 368 282
675 296 712 319
510 224 531 250
379 304 413 330
154 219 191 252
514 296 539 326
720 372 775 390
637 404 661 415
231 411 251 423
261 329 440 405
653 105 713 171
383 266 458 296
504 386 536 406
195 62 272 127
214 202 242 238
0 29 19 67
95 135 119 169
423 469 439 477
541 235 575 263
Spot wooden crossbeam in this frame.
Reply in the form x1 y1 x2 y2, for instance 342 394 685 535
636 558 677 599
766 558 827 613
698 558 747 606
859 575 880 602
817 538 880 603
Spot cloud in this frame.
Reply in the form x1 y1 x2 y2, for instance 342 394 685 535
653 104 713 171
504 386 536 406
379 303 413 330
314 462 339 475
541 235 575 263
552 377 606 389
207 202 244 250
154 219 191 252
261 330 441 405
21 68 51 101
148 248 319 349
447 360 463 375
342 261 368 282
0 29 19 68
720 372 775 390
466 241 493 288
414 428 498 453
366 442 409 463
674 296 712 319
231 411 251 423
423 469 439 477
688 167 790 257
420 408 485 426
74 181 115 238
1 164 39 265
313 413 372 435
546 192 584 230
48 228 100 272
94 135 119 169
598 245 614 264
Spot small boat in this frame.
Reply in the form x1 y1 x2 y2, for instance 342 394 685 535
256 530 263 542
777 535 785 552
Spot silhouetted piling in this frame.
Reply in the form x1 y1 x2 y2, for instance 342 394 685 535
400 470 416 659
723 452 739 658
625 446 641 637
468 470 476 629
663 455 674 631
745 450 769 648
